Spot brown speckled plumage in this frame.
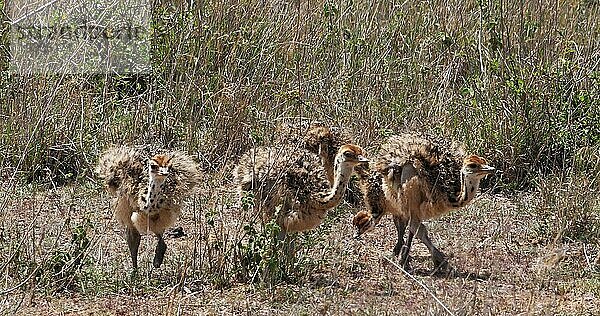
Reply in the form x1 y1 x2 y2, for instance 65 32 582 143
233 144 367 233
353 132 494 269
354 164 394 226
276 122 364 206
303 124 352 183
276 121 352 183
96 146 201 269
375 133 466 210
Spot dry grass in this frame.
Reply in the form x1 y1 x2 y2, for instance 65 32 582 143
2 180 600 314
2 0 600 314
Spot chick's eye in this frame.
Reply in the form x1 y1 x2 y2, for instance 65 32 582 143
343 151 354 158
466 163 478 169
150 164 159 171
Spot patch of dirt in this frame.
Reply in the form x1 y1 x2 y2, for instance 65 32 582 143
2 186 600 315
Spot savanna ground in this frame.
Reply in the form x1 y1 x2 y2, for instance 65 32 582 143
1 0 600 314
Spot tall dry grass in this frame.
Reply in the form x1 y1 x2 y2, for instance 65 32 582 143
1 0 598 186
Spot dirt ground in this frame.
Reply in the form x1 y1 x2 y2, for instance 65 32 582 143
3 184 600 315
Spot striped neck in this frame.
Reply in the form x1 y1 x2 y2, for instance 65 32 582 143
452 171 481 208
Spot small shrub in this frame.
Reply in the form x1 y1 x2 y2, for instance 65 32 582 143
234 194 309 286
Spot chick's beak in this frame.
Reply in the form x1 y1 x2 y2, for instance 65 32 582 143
479 165 496 175
357 155 369 163
157 167 170 177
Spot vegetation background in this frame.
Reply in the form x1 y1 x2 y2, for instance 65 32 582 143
1 0 599 314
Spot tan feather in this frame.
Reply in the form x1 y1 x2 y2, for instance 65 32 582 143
354 132 494 269
234 144 367 234
96 145 201 269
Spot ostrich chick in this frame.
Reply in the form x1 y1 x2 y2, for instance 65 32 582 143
96 146 201 269
353 133 495 268
234 144 368 235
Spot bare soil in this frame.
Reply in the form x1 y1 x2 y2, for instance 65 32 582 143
3 184 600 315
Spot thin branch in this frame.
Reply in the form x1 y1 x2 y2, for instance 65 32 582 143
382 255 455 316
10 0 61 25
